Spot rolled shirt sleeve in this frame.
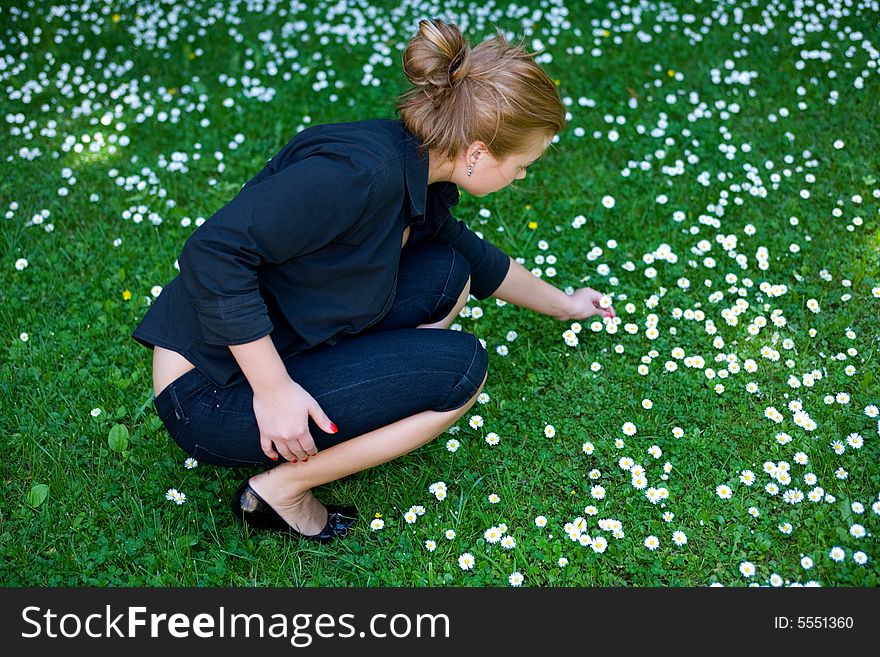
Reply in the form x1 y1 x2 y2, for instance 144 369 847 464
178 151 373 346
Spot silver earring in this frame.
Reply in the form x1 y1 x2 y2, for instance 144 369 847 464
467 162 474 177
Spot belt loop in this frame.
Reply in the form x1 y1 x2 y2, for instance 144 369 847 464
167 384 190 424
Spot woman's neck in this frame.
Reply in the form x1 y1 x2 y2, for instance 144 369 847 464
427 149 457 185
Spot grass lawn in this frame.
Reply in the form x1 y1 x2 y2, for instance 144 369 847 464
1 0 879 587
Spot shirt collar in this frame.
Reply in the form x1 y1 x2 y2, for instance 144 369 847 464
401 121 460 221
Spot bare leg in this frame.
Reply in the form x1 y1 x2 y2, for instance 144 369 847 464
249 369 487 535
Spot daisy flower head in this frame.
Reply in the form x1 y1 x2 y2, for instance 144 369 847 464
778 522 793 535
485 432 500 446
849 524 866 539
801 556 814 569
90 408 102 417
591 485 606 500
865 405 879 419
469 415 484 429
644 535 660 551
853 551 868 565
740 470 756 486
429 481 448 501
631 474 648 490
558 557 569 567
739 561 756 578
404 510 418 524
582 441 595 455
458 553 476 570
591 536 608 553
535 515 548 528
716 484 733 500
424 540 437 552
370 518 385 531
642 398 654 410
508 571 524 587
672 426 684 439
584 505 599 516
663 511 675 523
445 529 456 540
544 424 556 438
648 445 662 459
846 433 864 449
184 457 198 469
488 493 500 504
501 535 516 549
672 530 687 546
446 439 460 452
484 527 503 544
829 547 845 562
622 422 637 436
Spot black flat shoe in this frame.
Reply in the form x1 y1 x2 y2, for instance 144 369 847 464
231 480 357 543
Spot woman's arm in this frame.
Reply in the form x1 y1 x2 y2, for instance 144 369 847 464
491 256 616 322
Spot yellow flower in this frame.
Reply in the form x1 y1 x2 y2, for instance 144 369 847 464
667 69 675 77
168 87 178 95
553 79 561 87
602 30 610 37
111 13 121 23
122 289 132 300
374 512 382 518
527 221 538 230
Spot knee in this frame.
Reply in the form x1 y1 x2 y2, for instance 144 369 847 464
436 332 488 412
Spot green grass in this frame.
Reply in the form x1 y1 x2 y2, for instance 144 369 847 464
1 0 879 587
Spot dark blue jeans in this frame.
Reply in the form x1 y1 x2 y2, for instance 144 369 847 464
153 244 488 467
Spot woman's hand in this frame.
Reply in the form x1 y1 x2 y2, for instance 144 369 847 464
562 287 616 322
252 378 337 462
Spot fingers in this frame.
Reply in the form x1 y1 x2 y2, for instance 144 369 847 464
309 402 338 456
261 436 279 462
273 439 299 463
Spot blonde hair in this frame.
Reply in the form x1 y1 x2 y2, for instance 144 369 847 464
396 18 566 162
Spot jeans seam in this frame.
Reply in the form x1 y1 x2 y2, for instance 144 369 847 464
430 247 459 319
314 369 472 400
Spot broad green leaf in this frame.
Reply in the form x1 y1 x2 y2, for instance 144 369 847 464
26 484 49 508
108 424 130 453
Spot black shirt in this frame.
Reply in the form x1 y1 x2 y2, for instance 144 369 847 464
133 118 511 387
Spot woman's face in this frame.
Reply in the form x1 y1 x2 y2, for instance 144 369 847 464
456 132 553 197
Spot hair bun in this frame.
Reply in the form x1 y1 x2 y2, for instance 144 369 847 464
403 19 471 90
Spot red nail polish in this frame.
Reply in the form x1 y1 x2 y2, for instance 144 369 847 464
271 456 278 461
330 422 339 434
